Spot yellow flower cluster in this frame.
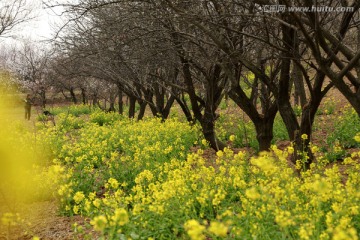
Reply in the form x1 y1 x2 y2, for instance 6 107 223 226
28 108 360 239
112 145 360 239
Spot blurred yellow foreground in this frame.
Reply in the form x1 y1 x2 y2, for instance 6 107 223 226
0 86 47 239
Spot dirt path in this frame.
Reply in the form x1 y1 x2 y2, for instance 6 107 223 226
0 201 94 240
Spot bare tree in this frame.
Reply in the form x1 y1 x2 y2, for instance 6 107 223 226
47 0 360 158
11 42 54 108
0 0 34 38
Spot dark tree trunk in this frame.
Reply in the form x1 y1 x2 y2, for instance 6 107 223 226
137 100 147 120
162 95 175 120
171 30 225 151
39 90 46 108
80 88 87 104
108 93 116 112
201 110 226 151
229 83 277 152
293 103 318 169
277 15 300 141
356 25 360 91
292 32 307 107
292 62 307 107
69 87 77 104
109 102 115 112
255 117 276 151
128 95 136 118
175 95 193 122
92 94 98 107
118 88 123 115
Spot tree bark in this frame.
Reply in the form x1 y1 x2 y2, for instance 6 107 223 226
255 117 276 151
162 95 175 120
137 100 147 120
201 110 226 151
174 95 193 122
108 92 116 112
128 95 136 118
229 83 277 152
69 87 77 104
118 87 123 114
80 88 87 104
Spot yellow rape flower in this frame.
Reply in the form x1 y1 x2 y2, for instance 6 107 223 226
311 145 319 153
88 192 96 200
354 134 360 143
216 150 224 158
245 187 261 200
107 178 119 189
73 205 79 214
111 208 129 226
184 219 206 240
287 146 294 154
229 135 236 142
301 134 308 140
90 215 108 232
208 221 228 237
93 199 101 208
73 191 85 204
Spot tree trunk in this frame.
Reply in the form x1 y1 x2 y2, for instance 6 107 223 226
118 88 123 115
277 15 300 141
108 92 116 112
292 32 307 107
292 62 307 107
356 25 360 91
39 90 46 108
201 111 226 151
92 94 98 107
255 117 275 151
228 84 277 152
70 87 77 104
293 104 317 169
80 88 87 104
137 100 147 120
128 95 136 118
162 95 175 120
175 96 193 122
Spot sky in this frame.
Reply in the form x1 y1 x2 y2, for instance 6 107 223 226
1 0 64 45
23 0 63 41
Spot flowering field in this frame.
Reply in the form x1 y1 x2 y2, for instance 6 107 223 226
1 104 360 240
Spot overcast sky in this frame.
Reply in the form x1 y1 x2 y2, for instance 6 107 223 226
1 0 64 45
24 1 63 41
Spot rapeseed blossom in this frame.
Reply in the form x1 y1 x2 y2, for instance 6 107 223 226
208 221 228 237
184 219 206 240
111 208 129 226
73 191 85 204
229 134 235 142
355 134 360 142
301 133 308 140
91 215 108 232
28 108 360 239
107 178 119 189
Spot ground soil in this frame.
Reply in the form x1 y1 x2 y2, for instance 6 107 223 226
0 200 98 240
